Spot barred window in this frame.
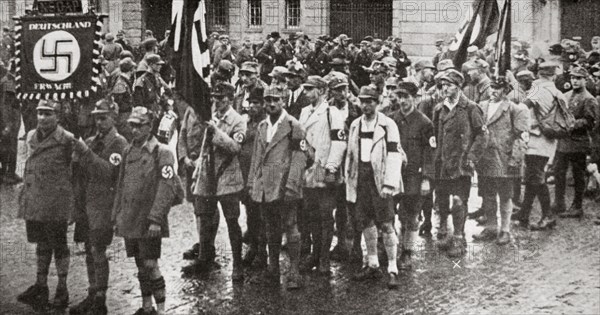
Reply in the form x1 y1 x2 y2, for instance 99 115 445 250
212 0 228 27
286 0 301 28
249 0 262 27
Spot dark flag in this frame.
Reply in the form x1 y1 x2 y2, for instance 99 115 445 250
451 0 500 69
168 0 211 121
494 0 512 78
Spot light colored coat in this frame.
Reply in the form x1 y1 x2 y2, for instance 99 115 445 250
525 79 562 159
299 100 347 188
192 107 247 196
345 112 405 203
476 99 530 178
247 111 307 202
19 126 76 222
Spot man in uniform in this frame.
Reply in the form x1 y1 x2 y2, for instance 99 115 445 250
432 69 486 257
212 35 235 69
111 58 136 141
115 30 133 54
472 76 529 245
365 61 391 94
246 86 306 289
555 66 598 218
305 36 332 77
389 82 435 270
298 76 347 275
392 37 411 79
234 61 268 113
346 85 405 289
463 59 491 104
351 40 374 88
101 33 123 74
112 107 183 315
133 54 169 113
283 61 310 120
257 32 280 84
70 99 128 314
0 60 21 184
404 60 436 97
18 100 88 310
189 83 247 282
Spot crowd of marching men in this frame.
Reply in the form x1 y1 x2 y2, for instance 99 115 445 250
1 28 600 315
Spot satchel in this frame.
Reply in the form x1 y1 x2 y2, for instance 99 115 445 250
533 88 575 139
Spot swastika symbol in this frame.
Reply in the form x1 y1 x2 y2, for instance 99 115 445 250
40 39 74 74
33 30 81 82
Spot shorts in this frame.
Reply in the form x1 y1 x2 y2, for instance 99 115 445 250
74 217 113 246
478 177 514 199
355 162 395 230
195 193 240 219
436 176 472 199
125 238 162 259
524 155 549 186
26 220 68 246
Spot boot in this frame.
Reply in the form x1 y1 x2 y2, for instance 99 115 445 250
242 245 257 267
318 228 333 276
496 231 511 245
398 249 413 271
436 235 454 251
264 243 281 285
17 284 49 310
467 207 484 219
299 254 318 273
182 243 199 260
418 221 432 237
231 235 244 283
558 205 583 218
88 295 108 315
252 245 268 270
529 217 557 231
446 237 467 258
330 243 349 261
69 294 94 314
286 239 302 290
472 228 497 242
52 286 69 308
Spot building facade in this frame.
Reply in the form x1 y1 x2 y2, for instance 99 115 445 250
2 0 598 58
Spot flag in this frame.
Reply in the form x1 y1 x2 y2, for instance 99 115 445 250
494 0 512 78
168 0 211 121
451 0 500 69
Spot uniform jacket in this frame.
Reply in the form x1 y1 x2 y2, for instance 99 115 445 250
112 135 183 238
256 40 277 75
306 49 332 77
247 111 307 202
345 112 406 202
236 47 255 67
390 109 435 194
525 79 564 158
557 88 598 153
101 42 123 73
19 126 76 222
240 114 265 182
433 94 486 180
133 71 165 112
294 44 312 63
287 87 311 119
111 73 134 113
178 106 204 163
392 48 411 79
76 127 128 231
213 43 235 68
0 72 19 138
299 101 347 188
192 107 247 196
476 99 530 178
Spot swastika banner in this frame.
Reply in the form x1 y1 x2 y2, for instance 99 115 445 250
14 14 102 100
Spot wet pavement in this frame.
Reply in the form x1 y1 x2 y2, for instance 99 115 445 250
1 140 600 315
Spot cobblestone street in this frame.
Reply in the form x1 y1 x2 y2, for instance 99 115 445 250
2 161 600 314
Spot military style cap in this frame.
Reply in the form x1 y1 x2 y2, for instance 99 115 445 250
329 58 349 66
239 61 259 74
142 37 158 50
490 76 510 88
548 44 563 55
395 81 419 97
538 61 559 76
467 45 478 53
338 34 351 42
365 60 390 74
385 76 400 87
414 59 436 72
328 75 349 89
217 60 235 73
37 99 61 112
104 33 115 41
363 36 374 42
516 70 535 80
381 56 397 68
360 40 369 45
211 82 235 96
570 66 589 78
119 58 136 72
372 39 383 45
264 86 286 98
591 66 600 78
120 50 134 59
219 34 229 40
269 66 289 79
393 37 403 43
91 98 119 115
284 61 307 78
145 54 165 65
435 39 444 46
464 59 489 71
439 69 465 86
302 76 328 89
268 32 281 39
127 106 153 124
358 85 381 100
437 59 455 71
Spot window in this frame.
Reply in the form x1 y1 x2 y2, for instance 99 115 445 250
286 0 301 28
249 0 262 27
212 0 228 27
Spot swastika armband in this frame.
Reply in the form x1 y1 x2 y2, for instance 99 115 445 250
387 141 399 153
330 129 346 141
233 132 245 144
109 153 122 166
161 165 174 179
290 138 305 151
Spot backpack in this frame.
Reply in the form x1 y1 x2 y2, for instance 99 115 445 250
533 88 575 139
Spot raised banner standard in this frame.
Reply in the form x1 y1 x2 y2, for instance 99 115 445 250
14 14 102 100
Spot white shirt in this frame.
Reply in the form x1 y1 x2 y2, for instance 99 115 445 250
265 109 287 143
289 86 304 105
487 101 501 122
443 97 459 112
360 115 377 162
242 90 250 110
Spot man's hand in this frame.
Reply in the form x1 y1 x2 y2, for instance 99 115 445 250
381 186 395 199
183 157 194 168
420 179 431 196
147 223 161 238
72 139 89 155
325 163 338 174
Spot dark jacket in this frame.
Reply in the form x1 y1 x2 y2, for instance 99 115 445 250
433 94 486 180
286 87 311 120
558 88 598 153
256 40 277 76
